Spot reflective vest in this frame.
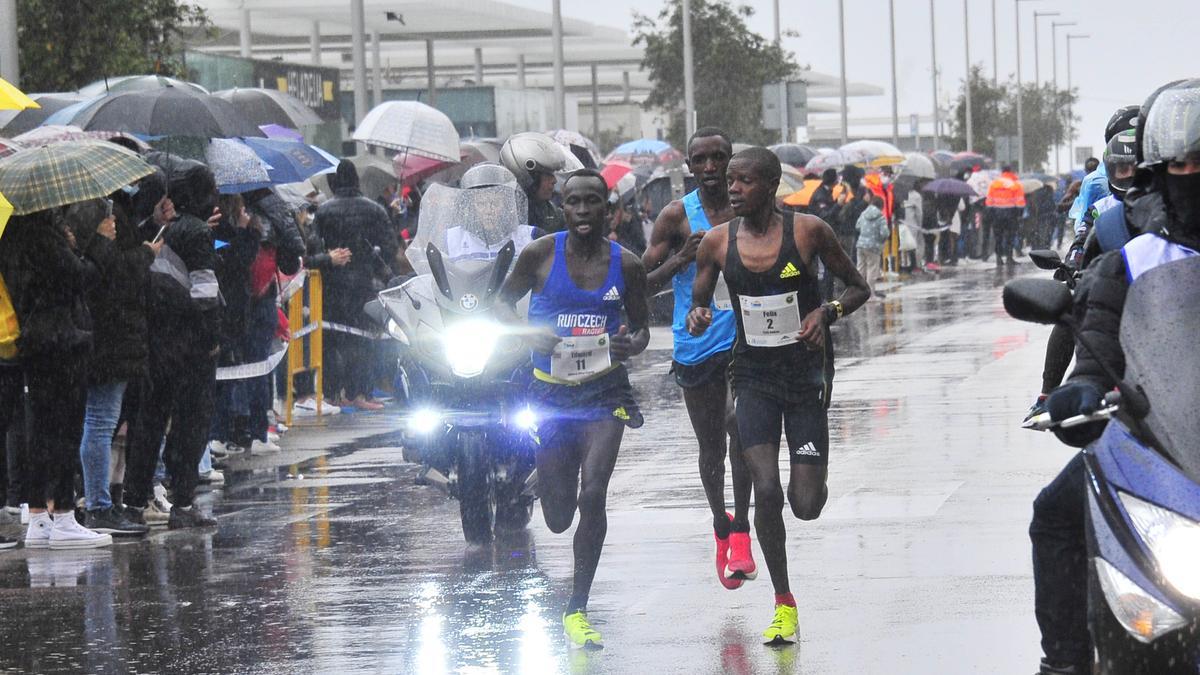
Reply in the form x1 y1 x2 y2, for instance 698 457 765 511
985 172 1027 208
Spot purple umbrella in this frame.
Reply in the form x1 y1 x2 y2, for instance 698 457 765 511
259 124 304 141
922 178 979 198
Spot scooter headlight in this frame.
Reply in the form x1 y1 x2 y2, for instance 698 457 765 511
1120 491 1200 601
407 408 442 435
1094 557 1188 643
443 319 502 378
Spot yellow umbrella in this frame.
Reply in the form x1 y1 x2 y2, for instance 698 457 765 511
0 78 39 111
0 191 11 237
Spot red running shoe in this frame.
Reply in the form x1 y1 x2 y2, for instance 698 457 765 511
725 528 758 581
715 514 743 590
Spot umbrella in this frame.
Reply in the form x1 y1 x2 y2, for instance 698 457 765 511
950 152 992 173
0 140 153 215
838 140 906 168
902 152 937 179
213 87 322 130
769 143 818 168
241 137 333 185
394 153 455 187
782 180 848 207
76 75 208 98
601 160 634 189
606 138 685 166
461 139 501 164
259 124 304 141
804 150 847 173
352 101 459 162
923 178 980 198
40 96 105 127
0 78 38 111
1020 178 1044 194
13 124 149 151
0 94 86 136
312 155 398 201
205 138 273 194
74 86 263 139
0 191 11 236
778 164 806 197
0 138 22 159
546 129 602 168
966 170 995 199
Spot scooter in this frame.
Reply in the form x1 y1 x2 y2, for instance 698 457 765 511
379 183 538 545
1005 261 1200 673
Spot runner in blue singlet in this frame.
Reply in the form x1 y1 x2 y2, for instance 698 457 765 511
642 127 756 591
499 168 650 650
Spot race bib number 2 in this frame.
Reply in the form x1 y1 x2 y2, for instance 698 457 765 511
550 333 612 382
739 292 803 347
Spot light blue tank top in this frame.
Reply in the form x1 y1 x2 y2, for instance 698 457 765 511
528 232 626 374
672 190 736 365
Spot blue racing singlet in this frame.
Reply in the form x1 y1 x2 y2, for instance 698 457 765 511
528 232 626 375
672 190 736 365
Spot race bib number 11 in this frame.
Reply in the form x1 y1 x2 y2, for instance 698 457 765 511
550 333 612 382
739 292 803 347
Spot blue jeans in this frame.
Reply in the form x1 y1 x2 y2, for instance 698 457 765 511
79 380 127 511
1030 452 1091 666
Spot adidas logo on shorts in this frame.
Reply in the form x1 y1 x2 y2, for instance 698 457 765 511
602 286 621 302
779 262 800 279
794 441 821 457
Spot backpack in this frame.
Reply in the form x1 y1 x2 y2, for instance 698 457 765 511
0 273 19 361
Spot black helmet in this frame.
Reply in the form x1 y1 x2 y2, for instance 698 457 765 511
1139 79 1200 168
1104 105 1140 144
1104 130 1138 197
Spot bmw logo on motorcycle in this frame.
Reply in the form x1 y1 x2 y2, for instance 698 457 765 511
460 293 479 311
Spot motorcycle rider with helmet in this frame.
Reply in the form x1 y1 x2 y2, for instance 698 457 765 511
500 132 574 235
1028 80 1199 675
448 163 544 263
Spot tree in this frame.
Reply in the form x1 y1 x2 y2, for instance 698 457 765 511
16 0 211 93
633 0 798 149
947 65 1076 172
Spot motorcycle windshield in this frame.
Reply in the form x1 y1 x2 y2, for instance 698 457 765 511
406 183 527 277
1120 256 1200 482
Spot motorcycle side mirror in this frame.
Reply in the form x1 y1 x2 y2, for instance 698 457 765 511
1003 278 1072 325
486 241 517 297
426 243 453 299
1028 249 1063 271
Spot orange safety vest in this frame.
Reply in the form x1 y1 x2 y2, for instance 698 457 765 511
985 172 1027 208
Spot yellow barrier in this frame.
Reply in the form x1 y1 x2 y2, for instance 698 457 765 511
284 269 325 428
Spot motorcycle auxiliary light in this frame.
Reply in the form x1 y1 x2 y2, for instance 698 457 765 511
407 408 443 435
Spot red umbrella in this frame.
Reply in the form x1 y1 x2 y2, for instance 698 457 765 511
393 152 455 187
0 138 21 158
601 160 633 189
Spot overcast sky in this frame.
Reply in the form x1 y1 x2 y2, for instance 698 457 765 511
513 0 1198 167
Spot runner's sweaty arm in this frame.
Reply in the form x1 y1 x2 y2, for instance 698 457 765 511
687 225 726 336
643 201 704 295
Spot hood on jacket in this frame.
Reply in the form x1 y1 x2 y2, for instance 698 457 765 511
330 160 361 197
146 152 217 220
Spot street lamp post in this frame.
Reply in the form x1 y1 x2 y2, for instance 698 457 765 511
839 0 849 145
1014 0 1038 174
964 0 973 152
1066 34 1090 170
682 0 696 139
1051 20 1076 175
930 0 939 151
1032 11 1060 84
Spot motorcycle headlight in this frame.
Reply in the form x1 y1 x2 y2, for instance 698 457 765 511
1120 491 1200 600
512 406 538 431
407 408 442 435
443 319 503 378
1094 557 1188 643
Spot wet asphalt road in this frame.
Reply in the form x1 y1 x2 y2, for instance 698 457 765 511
0 261 1075 674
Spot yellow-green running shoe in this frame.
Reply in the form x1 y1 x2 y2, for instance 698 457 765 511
762 603 798 644
563 610 604 650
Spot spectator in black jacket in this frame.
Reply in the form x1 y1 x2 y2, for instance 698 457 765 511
311 161 398 411
124 158 221 529
2 210 112 549
65 197 157 537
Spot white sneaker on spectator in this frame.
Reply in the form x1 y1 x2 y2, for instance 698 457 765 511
267 431 280 443
207 440 233 459
24 511 52 549
293 398 340 417
198 469 225 486
250 439 282 454
48 512 112 550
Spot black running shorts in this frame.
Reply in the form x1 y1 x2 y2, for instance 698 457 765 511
734 388 829 465
528 365 644 444
670 350 732 389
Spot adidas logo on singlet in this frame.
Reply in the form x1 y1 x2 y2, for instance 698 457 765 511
779 262 801 279
602 287 621 302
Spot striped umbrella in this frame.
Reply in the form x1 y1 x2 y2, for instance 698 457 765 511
0 140 154 215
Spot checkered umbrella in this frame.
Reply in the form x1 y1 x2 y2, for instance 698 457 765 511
0 140 154 215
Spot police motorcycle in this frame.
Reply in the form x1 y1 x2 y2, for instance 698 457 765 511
1005 262 1200 673
378 179 539 545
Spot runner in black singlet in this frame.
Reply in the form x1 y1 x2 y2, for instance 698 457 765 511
688 147 871 645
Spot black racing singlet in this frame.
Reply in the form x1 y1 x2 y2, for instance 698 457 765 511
724 214 826 401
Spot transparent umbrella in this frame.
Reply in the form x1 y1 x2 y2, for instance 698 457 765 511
352 101 459 162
